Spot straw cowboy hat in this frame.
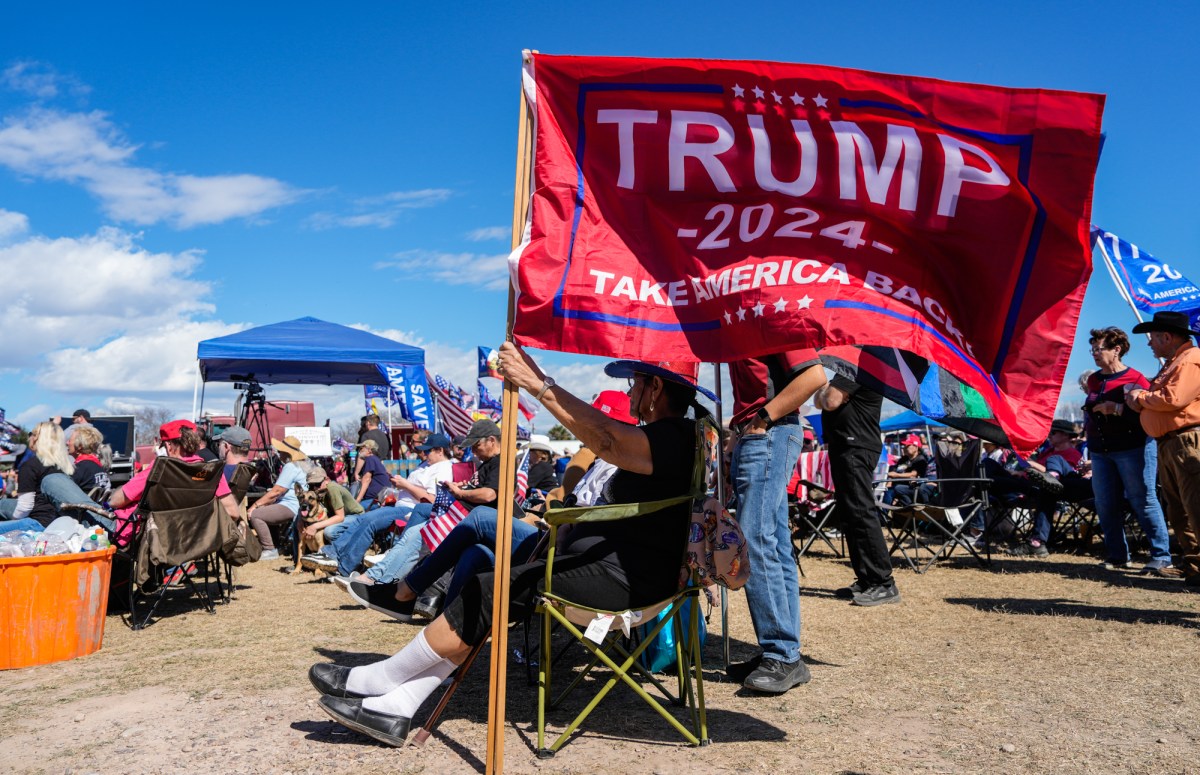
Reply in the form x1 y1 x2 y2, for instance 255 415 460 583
271 435 308 460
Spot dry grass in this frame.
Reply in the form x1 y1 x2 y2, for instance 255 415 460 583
2 547 1198 774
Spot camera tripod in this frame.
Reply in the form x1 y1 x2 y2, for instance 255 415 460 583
233 378 285 484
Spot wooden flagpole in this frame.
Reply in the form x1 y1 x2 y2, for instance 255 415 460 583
485 51 535 775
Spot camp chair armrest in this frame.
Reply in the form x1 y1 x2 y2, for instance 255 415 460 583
799 479 833 496
543 495 692 526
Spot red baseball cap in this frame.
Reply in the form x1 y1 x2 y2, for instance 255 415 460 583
901 433 923 447
592 390 637 425
159 419 198 442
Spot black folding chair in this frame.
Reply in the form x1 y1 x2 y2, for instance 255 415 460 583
886 438 994 573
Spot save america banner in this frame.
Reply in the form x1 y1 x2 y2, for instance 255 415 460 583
510 54 1104 452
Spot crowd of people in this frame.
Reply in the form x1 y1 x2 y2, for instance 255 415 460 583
2 310 1197 749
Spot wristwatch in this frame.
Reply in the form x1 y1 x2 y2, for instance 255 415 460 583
535 375 557 402
755 406 773 427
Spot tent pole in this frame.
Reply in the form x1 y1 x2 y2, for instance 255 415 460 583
191 361 201 421
486 52 535 775
712 362 730 672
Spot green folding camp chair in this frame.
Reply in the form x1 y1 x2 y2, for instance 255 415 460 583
534 417 717 757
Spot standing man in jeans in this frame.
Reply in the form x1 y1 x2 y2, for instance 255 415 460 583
1124 311 1200 588
728 350 826 693
816 376 900 606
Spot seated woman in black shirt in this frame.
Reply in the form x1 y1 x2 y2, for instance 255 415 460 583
10 422 75 529
309 344 714 747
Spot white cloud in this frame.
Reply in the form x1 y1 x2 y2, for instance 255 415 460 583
0 107 298 227
375 249 511 291
11 404 53 428
1 61 89 100
38 320 246 393
467 226 510 242
0 224 212 366
0 208 28 240
306 188 453 230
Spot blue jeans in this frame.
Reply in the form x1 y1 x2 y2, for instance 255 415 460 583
0 518 43 534
1092 442 1171 564
403 506 541 604
42 472 102 509
329 504 420 577
732 422 805 664
364 503 435 583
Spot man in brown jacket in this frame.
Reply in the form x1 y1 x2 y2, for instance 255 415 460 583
1125 311 1200 588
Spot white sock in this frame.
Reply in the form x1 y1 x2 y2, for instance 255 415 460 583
362 658 457 718
345 629 444 696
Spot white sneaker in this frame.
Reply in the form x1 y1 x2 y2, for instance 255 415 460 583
259 548 280 561
363 553 385 568
331 571 368 590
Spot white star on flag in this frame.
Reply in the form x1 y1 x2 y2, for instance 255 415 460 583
773 297 788 313
752 85 764 99
753 301 766 317
771 90 782 103
723 311 733 324
797 295 814 309
813 93 829 108
732 84 745 98
736 307 747 321
790 92 804 105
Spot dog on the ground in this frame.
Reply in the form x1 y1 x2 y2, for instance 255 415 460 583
292 491 329 575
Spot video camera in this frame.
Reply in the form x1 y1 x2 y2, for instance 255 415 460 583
233 379 266 404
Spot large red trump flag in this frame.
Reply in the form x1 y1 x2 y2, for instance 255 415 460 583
510 54 1104 453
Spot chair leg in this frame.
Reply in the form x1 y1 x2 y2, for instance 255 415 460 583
411 639 487 747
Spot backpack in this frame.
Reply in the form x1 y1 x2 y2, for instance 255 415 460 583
681 495 750 590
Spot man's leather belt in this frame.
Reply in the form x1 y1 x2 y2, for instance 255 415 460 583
1158 423 1200 443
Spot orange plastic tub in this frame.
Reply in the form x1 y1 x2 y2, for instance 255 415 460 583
0 546 116 670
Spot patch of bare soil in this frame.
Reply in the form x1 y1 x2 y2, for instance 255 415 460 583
2 548 1198 774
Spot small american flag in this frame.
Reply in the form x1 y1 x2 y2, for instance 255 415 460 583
419 449 530 551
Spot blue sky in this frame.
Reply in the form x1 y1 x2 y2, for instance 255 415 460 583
0 3 1195 432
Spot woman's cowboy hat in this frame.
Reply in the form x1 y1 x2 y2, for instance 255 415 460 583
271 435 308 460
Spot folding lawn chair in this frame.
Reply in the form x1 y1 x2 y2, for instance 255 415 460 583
886 438 993 573
118 457 236 629
410 417 717 756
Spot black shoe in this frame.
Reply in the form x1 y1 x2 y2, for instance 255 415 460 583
1006 542 1049 558
347 581 416 622
318 695 411 747
834 580 864 600
1025 469 1063 495
851 583 901 607
725 654 763 683
743 657 811 694
308 663 367 699
413 591 443 620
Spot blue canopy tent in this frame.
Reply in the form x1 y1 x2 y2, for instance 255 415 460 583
194 317 431 428
880 409 948 433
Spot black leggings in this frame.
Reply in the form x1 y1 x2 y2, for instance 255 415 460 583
443 551 642 646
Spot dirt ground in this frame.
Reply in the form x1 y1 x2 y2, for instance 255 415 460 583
2 545 1198 775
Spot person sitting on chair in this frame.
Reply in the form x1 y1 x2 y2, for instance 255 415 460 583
109 420 242 538
881 434 934 507
341 391 636 621
308 344 711 747
241 434 308 560
70 425 111 497
0 422 76 533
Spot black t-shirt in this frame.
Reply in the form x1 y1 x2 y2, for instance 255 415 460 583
72 456 111 494
891 453 929 478
195 446 218 462
527 460 559 493
17 456 61 528
567 417 696 604
463 454 501 509
821 376 883 454
361 428 391 460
